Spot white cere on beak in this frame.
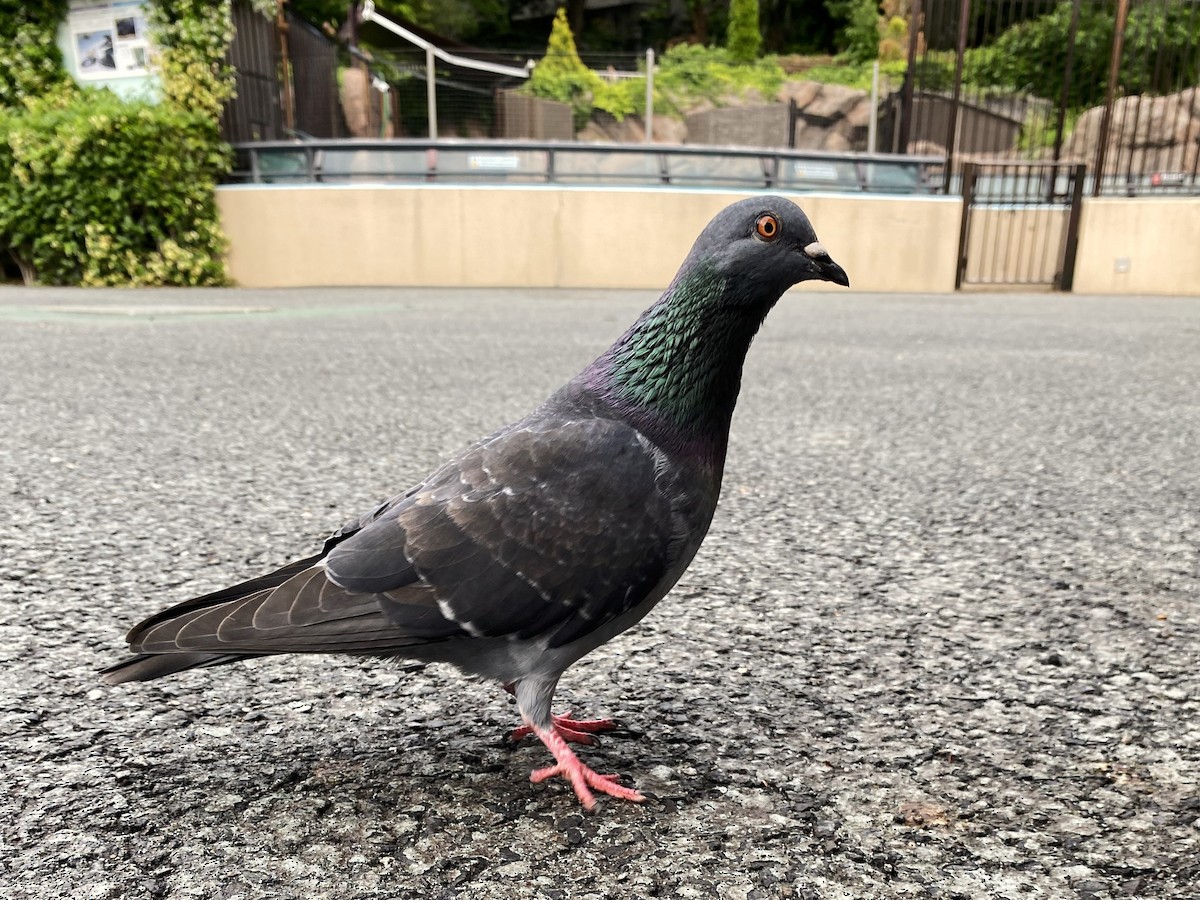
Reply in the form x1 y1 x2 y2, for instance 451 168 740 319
803 241 829 259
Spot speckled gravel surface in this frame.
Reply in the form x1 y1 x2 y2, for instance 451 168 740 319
1 286 1197 900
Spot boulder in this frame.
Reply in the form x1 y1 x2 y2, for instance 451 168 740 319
685 104 790 148
804 83 868 123
1064 87 1200 174
777 80 822 109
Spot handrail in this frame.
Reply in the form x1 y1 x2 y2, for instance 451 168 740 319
226 138 946 194
359 1 532 80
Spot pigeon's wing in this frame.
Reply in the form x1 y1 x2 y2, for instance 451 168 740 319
327 416 679 648
124 417 678 658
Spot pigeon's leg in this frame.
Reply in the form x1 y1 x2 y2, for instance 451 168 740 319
509 711 617 745
514 678 643 810
503 682 616 745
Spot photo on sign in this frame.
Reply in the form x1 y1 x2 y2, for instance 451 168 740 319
116 16 145 40
76 30 116 71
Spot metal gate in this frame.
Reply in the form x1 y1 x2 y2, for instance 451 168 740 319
956 162 1087 291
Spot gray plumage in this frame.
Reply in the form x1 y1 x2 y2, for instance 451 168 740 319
102 196 848 808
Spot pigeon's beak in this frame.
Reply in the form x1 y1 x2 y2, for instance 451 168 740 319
803 241 850 288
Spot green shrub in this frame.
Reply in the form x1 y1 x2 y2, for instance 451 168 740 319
801 57 908 91
0 1 238 285
727 0 763 64
527 8 603 129
594 77 644 121
654 44 785 115
0 92 228 285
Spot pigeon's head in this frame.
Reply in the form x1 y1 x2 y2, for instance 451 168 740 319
689 196 849 298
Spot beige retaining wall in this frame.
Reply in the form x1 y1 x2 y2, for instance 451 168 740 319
1072 197 1200 296
216 186 962 294
217 186 1200 296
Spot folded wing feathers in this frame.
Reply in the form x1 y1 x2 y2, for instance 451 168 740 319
130 567 444 655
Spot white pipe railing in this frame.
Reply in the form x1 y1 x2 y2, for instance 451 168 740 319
360 2 533 79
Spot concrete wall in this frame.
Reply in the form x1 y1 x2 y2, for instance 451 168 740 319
1073 197 1200 296
216 185 963 293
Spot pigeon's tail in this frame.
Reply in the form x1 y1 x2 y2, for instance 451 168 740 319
100 651 253 684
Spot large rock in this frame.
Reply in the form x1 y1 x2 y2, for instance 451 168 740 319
685 104 790 148
803 83 868 123
578 112 686 145
1064 88 1200 174
584 78 883 151
777 80 822 109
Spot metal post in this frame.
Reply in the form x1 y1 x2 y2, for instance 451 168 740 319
868 60 880 154
1094 0 1131 196
1059 164 1086 290
943 0 972 194
898 0 922 153
425 45 438 140
1051 0 1082 167
955 161 977 289
644 48 655 143
277 0 295 135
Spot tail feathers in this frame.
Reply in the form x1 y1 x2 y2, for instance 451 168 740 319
100 651 254 684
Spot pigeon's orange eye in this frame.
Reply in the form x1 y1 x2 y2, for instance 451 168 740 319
755 213 780 241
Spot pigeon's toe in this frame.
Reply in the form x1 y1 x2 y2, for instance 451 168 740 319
529 722 644 809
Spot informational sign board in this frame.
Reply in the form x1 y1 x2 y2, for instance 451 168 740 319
67 0 152 81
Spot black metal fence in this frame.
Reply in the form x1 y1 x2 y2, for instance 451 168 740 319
222 1 347 143
223 0 280 143
900 0 1200 195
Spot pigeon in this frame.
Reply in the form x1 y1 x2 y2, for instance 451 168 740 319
102 195 849 809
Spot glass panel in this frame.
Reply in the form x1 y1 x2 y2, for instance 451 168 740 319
431 149 549 183
317 149 428 182
553 150 662 184
666 154 766 187
776 158 861 191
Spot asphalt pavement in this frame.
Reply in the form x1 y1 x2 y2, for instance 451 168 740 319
1 286 1197 899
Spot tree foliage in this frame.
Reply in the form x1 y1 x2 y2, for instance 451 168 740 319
968 0 1200 109
824 0 881 64
148 0 237 122
0 0 71 108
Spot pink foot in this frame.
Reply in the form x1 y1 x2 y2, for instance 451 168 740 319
510 710 617 746
528 723 644 810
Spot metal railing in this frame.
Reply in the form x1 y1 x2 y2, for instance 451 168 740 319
227 139 944 194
